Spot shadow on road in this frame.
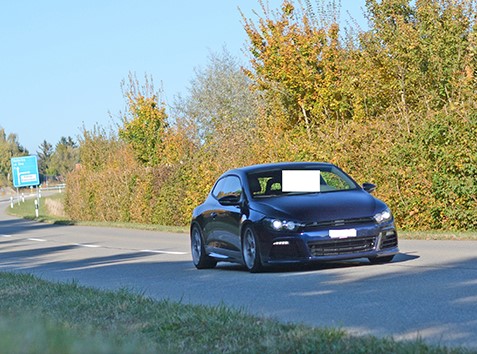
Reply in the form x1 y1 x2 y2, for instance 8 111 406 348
212 251 420 274
0 216 70 236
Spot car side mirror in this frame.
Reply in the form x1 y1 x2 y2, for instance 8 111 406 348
218 194 241 206
362 183 376 194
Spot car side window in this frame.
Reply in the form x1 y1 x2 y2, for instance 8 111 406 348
212 176 242 200
212 178 227 199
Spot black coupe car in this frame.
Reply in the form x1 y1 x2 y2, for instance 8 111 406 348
190 162 399 272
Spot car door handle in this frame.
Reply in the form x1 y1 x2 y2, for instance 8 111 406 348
211 212 218 219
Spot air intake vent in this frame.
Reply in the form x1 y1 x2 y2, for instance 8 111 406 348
308 236 377 256
304 217 375 230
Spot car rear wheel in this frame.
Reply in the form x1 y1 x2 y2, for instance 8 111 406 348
242 226 263 273
191 225 217 269
368 255 395 264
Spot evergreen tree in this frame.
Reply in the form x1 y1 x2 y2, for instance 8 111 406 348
37 140 53 177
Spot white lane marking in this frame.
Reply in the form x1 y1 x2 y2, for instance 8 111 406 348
72 243 101 248
11 239 185 255
140 249 188 255
1 234 12 238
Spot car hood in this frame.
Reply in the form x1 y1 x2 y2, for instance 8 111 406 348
250 190 385 222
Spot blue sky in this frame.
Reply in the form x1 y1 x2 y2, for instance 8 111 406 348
0 1 366 154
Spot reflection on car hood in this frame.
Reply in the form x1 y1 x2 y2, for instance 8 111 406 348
251 190 383 222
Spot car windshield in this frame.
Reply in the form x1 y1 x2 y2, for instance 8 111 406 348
247 166 358 198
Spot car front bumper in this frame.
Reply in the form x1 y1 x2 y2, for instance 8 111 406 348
257 223 399 265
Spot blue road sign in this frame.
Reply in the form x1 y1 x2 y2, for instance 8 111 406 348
11 156 40 188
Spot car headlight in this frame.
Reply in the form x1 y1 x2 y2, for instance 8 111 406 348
265 218 302 232
373 208 392 224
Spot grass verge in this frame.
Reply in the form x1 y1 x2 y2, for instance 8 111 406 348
6 194 476 239
398 230 477 241
6 193 188 233
0 272 468 354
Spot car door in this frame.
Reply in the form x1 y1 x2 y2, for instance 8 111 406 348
207 175 243 256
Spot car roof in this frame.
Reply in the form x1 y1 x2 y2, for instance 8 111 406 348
225 162 336 176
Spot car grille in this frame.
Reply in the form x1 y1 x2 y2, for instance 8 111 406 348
308 236 377 256
304 217 375 231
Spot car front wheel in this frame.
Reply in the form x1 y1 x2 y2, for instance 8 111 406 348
242 226 263 273
191 225 217 269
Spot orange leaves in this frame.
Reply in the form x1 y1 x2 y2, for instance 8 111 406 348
118 74 168 167
243 0 350 131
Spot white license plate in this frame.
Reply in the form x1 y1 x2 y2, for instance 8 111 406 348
329 229 357 238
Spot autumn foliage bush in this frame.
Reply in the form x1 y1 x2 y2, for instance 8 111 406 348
65 0 477 231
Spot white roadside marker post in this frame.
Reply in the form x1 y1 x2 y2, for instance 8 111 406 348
34 199 39 218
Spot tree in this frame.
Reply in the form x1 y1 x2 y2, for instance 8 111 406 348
172 49 259 162
242 0 349 139
0 127 28 186
78 125 120 172
118 73 168 167
37 140 53 177
357 0 477 121
48 136 79 179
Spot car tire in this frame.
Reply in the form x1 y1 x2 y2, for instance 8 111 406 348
191 225 217 269
368 255 395 264
242 226 263 273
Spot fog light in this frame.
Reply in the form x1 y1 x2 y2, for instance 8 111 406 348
273 241 290 246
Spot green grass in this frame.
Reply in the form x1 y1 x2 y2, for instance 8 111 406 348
6 193 69 223
0 272 469 354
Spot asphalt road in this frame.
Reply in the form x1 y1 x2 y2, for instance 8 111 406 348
1 200 476 349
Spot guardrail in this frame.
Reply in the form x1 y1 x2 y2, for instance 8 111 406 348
40 184 66 192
